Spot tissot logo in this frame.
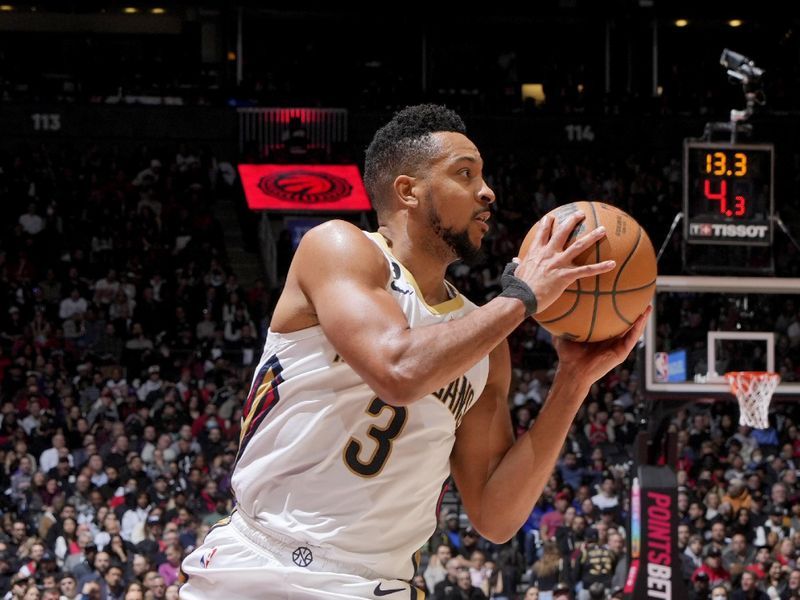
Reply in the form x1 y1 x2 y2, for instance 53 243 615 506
690 223 768 239
259 171 352 204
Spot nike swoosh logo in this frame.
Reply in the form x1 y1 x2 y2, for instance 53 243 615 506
374 583 405 596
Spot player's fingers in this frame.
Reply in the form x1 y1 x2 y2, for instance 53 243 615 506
528 214 554 253
630 305 652 337
617 305 652 353
565 260 616 281
548 210 586 250
561 225 607 261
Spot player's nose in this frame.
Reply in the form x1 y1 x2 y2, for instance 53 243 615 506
479 179 496 205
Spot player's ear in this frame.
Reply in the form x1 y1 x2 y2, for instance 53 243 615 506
393 175 419 208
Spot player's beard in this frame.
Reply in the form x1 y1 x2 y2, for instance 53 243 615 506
426 200 484 266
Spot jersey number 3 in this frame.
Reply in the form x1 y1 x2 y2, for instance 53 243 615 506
344 398 407 478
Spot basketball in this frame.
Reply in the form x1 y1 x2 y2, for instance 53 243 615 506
519 201 657 342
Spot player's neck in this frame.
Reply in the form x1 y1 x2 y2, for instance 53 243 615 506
377 224 451 305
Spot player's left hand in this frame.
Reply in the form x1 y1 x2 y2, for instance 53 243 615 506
553 306 651 385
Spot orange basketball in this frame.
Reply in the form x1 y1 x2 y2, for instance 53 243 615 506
519 201 657 342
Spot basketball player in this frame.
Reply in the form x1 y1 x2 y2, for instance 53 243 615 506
180 104 649 599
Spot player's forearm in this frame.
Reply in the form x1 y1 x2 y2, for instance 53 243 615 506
474 371 589 541
375 296 526 405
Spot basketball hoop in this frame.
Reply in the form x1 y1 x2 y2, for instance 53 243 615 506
725 371 780 429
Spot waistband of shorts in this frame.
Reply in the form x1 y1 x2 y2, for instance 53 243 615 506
230 510 386 581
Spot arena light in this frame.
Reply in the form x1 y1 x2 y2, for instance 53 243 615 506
521 83 545 106
674 19 688 27
150 7 165 14
123 7 139 14
728 19 743 27
0 5 13 10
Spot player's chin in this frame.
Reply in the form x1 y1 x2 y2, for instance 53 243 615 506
465 233 484 252
469 222 488 245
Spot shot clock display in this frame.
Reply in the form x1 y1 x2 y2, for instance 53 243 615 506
683 141 774 246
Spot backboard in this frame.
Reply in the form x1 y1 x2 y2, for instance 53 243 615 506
645 275 800 396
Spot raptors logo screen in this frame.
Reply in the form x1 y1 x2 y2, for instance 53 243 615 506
239 164 372 212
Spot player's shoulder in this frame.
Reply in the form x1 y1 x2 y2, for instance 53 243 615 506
295 220 388 283
300 219 365 246
298 220 382 263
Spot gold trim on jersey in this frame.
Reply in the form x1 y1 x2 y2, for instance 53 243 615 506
366 232 465 316
411 549 421 573
209 513 233 533
409 550 426 597
239 369 275 446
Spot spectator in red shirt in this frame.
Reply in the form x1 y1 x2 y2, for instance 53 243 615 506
692 546 730 587
539 492 570 542
746 546 773 581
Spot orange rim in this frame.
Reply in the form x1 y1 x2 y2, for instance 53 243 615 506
725 371 780 394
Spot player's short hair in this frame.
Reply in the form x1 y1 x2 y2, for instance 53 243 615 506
364 104 466 216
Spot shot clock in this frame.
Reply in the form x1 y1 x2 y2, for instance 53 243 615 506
683 141 774 246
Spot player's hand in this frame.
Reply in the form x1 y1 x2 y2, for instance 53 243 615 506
553 306 651 385
514 211 615 315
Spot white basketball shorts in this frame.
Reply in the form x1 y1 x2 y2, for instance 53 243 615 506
179 512 425 600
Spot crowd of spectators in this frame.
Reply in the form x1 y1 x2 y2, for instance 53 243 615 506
0 141 272 599
3 131 800 600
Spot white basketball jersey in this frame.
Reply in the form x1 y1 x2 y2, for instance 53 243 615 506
230 232 490 581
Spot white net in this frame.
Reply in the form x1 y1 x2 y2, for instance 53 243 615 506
725 371 781 429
